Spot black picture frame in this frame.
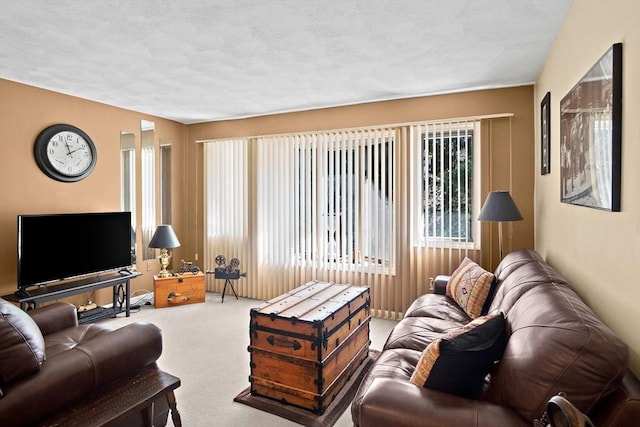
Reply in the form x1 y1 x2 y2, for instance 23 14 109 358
560 43 622 211
541 92 551 175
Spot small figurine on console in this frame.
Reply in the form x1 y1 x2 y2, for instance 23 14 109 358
177 260 200 275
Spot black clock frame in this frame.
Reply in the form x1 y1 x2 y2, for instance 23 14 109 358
34 124 97 182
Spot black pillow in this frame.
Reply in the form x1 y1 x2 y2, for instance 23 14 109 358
410 312 507 399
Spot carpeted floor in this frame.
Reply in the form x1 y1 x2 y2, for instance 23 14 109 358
102 292 397 426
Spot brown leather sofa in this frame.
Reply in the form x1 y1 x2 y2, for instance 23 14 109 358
0 299 171 426
351 249 640 426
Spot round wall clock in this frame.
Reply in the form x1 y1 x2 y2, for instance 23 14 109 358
34 124 97 182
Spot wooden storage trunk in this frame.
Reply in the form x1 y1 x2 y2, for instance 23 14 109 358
248 281 370 414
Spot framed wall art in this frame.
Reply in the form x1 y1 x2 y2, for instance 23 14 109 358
560 43 622 211
541 92 551 175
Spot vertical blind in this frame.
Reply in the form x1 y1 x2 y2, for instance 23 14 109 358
203 139 252 295
202 117 508 318
255 128 396 302
257 129 395 270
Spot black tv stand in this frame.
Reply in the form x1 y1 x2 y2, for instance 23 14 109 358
3 271 142 324
15 288 32 298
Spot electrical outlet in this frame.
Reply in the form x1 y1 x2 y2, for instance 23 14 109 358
195 253 199 261
429 277 434 291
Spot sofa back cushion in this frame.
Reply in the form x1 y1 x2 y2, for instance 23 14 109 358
484 250 629 422
0 298 46 385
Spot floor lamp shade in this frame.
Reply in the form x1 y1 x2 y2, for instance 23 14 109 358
149 225 181 277
478 191 523 222
478 191 523 260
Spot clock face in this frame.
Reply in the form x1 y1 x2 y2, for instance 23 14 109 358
46 131 94 176
34 124 97 182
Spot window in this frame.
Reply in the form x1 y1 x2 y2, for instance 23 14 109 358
120 132 136 224
411 121 480 248
160 142 172 225
259 128 395 272
203 116 511 311
140 120 156 261
204 138 248 242
203 138 250 290
120 131 136 266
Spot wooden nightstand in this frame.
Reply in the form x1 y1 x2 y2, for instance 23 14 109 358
154 272 205 308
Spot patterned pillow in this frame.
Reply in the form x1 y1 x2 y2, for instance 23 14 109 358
446 257 495 318
409 312 507 398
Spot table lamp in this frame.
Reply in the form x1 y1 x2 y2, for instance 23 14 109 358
477 191 523 259
148 225 181 277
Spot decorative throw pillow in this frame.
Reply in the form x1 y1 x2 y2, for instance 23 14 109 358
0 298 46 384
410 312 507 398
446 257 495 319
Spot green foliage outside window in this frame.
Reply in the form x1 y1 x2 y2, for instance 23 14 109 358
423 133 473 240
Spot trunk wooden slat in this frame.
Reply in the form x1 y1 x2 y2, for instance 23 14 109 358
248 281 370 414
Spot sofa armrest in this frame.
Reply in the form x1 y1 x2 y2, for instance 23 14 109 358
433 275 450 295
29 302 78 335
76 321 163 387
590 370 640 427
354 378 528 427
0 323 163 427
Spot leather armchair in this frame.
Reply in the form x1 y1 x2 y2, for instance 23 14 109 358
0 299 167 426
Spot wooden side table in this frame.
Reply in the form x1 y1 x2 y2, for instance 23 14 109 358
40 369 181 427
154 272 205 308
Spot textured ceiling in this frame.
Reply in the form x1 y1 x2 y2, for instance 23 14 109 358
0 0 573 124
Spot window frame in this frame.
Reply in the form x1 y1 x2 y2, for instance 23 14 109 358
412 121 482 250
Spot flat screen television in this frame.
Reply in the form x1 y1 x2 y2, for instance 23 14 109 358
17 212 133 289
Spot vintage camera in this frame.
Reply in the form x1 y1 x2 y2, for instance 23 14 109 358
213 255 245 280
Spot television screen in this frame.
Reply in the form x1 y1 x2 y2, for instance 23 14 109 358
18 212 133 289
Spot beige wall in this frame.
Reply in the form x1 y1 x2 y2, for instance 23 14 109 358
535 0 640 374
0 79 189 304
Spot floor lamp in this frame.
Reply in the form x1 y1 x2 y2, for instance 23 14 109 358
478 191 523 259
